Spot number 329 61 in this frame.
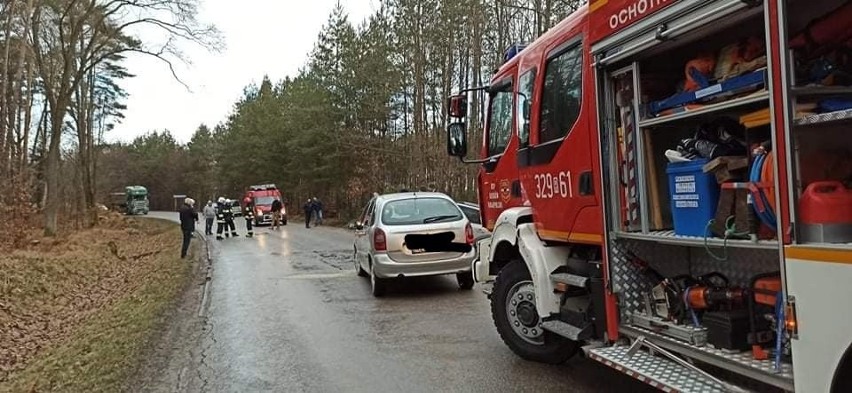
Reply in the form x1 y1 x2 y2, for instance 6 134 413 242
534 172 572 199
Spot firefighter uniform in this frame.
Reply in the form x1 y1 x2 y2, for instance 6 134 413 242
243 198 255 237
216 198 239 240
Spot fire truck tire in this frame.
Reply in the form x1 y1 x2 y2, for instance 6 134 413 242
457 272 474 290
491 260 578 364
831 345 852 393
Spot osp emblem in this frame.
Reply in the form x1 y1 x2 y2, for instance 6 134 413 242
499 179 512 203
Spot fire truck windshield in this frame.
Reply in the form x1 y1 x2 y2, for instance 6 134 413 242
255 196 279 205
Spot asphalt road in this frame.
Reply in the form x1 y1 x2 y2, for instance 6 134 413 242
144 211 653 393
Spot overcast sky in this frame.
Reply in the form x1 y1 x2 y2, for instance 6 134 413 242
110 0 376 144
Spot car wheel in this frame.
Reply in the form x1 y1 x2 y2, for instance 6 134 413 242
283 219 288 225
491 260 578 364
457 272 474 290
370 263 387 297
355 251 368 277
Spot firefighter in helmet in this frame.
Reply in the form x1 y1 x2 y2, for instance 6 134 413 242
243 197 255 238
216 197 239 240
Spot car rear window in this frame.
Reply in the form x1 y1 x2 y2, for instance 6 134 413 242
381 198 463 226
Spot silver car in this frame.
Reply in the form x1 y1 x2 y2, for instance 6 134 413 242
353 192 476 297
456 201 491 242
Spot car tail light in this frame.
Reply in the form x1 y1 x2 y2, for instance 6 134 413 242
465 223 474 245
373 228 387 252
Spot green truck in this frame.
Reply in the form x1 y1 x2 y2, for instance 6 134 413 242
110 186 150 215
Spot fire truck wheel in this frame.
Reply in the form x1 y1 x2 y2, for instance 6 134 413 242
457 272 474 290
491 260 578 364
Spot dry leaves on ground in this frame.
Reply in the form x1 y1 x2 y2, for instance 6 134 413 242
0 216 185 385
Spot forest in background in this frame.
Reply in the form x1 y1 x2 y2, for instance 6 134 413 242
1 0 584 244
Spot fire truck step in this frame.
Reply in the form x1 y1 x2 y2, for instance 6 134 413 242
549 273 588 288
588 345 738 393
541 320 592 341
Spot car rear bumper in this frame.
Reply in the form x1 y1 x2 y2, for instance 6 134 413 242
372 252 473 279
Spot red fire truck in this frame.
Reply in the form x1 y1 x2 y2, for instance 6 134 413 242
244 184 287 226
446 0 852 391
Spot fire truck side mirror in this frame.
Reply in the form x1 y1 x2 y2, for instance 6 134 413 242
448 94 467 118
447 122 467 158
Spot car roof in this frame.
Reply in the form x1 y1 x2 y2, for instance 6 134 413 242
376 192 452 203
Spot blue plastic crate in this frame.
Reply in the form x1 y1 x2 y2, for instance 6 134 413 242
666 159 720 237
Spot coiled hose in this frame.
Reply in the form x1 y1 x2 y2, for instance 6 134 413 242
750 153 777 231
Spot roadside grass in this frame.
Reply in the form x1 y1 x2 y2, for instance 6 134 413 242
0 216 197 392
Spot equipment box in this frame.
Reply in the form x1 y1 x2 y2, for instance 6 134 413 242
666 159 720 237
704 310 752 351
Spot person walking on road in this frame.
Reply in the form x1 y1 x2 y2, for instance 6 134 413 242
312 197 324 226
179 198 198 259
271 198 283 230
203 200 216 235
303 199 313 228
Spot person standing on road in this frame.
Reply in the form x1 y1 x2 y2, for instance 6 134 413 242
312 197 324 226
271 198 283 230
179 198 198 259
203 200 216 235
216 197 239 240
303 199 313 228
243 197 255 237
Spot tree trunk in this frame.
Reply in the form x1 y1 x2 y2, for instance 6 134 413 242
44 100 67 236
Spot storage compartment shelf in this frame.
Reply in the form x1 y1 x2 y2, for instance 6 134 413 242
640 91 770 128
620 325 794 391
794 108 852 126
613 230 778 250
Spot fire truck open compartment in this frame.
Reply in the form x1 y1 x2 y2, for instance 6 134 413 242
601 3 779 249
606 237 794 390
784 0 852 248
588 0 852 390
592 0 852 390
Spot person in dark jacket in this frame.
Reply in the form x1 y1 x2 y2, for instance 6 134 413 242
271 198 283 230
303 199 313 228
179 198 198 259
312 197 324 226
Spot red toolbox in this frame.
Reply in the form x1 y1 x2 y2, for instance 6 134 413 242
799 181 852 243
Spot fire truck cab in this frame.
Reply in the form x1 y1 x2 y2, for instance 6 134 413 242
447 0 852 392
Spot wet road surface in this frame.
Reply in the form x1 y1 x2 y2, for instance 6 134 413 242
149 212 653 392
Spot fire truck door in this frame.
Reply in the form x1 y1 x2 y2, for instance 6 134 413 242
523 38 595 240
480 74 521 230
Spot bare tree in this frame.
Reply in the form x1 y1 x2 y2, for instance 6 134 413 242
29 0 221 235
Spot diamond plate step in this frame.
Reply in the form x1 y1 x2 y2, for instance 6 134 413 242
589 345 733 393
550 273 589 288
541 320 592 341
